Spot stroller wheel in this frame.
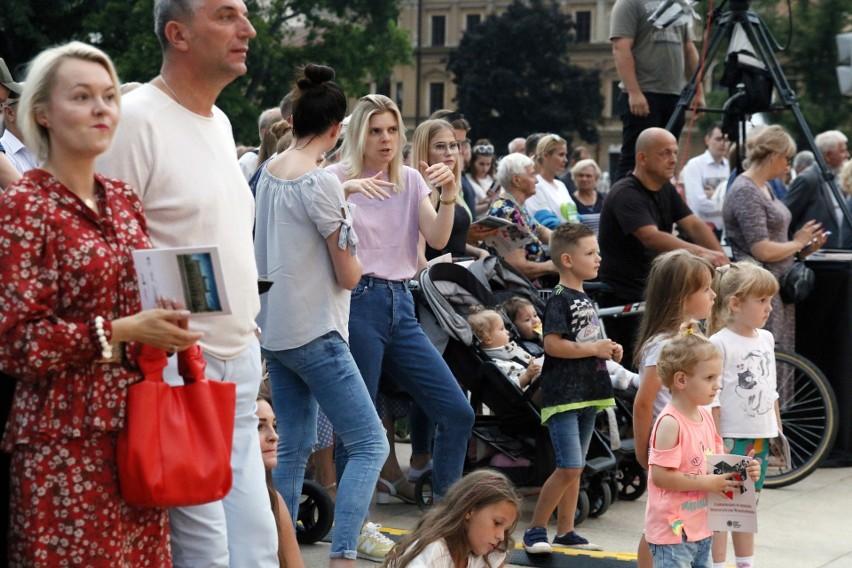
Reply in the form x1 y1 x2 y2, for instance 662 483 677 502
587 479 612 518
296 479 334 544
574 489 590 526
616 458 647 501
414 470 434 511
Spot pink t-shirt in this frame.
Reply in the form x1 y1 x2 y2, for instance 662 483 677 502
326 164 430 281
644 404 724 545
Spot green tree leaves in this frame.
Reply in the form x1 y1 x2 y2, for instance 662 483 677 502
447 0 602 151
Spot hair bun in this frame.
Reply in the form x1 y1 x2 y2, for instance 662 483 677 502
297 63 335 89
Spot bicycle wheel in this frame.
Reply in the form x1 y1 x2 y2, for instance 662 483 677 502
765 349 838 488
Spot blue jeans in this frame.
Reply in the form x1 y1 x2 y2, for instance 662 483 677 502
547 406 598 469
649 535 712 568
336 277 475 498
264 331 388 560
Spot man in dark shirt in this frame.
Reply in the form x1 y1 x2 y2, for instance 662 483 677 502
598 127 727 366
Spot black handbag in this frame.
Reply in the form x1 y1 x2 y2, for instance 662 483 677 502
778 261 815 304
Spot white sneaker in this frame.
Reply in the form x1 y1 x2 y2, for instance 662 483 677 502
357 522 395 562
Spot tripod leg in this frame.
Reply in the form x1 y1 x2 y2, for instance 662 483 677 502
665 15 731 132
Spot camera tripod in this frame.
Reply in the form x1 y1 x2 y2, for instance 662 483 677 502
665 0 852 239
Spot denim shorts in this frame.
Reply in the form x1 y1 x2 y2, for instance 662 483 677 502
546 406 597 469
648 535 712 568
724 437 770 490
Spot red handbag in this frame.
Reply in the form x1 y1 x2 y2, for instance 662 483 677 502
117 344 236 507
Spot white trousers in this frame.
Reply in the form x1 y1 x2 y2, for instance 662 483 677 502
164 339 278 568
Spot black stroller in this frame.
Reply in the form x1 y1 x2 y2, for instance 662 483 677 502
416 261 623 522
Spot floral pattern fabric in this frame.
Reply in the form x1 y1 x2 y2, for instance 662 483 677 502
487 194 547 263
0 169 169 564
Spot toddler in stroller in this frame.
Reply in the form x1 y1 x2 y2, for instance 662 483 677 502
467 307 541 390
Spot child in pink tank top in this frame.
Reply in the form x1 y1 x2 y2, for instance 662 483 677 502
644 323 761 568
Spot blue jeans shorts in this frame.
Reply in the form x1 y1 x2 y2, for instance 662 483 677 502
546 406 597 469
648 534 712 568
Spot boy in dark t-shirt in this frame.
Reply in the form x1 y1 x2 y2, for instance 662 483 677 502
522 223 621 555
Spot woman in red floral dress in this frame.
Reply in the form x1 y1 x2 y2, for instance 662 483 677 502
0 42 203 567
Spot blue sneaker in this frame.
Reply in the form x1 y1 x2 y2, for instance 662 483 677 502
553 530 602 551
523 526 552 554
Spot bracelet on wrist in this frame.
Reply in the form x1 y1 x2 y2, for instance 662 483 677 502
94 316 119 363
439 194 458 206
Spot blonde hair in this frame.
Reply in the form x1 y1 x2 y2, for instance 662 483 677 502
19 41 121 162
839 159 852 196
467 308 503 342
656 322 721 389
338 94 405 187
534 133 567 169
570 158 601 181
382 470 521 568
411 119 461 207
634 250 715 367
745 124 796 167
707 262 779 335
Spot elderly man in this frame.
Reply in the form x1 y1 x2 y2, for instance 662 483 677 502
1 90 38 175
238 106 282 180
680 123 730 240
598 127 727 365
0 58 22 189
98 1 279 566
784 130 851 249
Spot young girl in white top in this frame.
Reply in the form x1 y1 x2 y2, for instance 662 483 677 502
707 262 782 568
632 250 717 568
381 470 521 568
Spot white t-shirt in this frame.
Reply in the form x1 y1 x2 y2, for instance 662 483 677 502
238 150 259 181
525 175 573 223
397 539 506 568
639 333 673 419
709 327 779 438
97 84 260 359
681 150 729 230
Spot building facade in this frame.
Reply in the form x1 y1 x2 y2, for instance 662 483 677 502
386 0 625 170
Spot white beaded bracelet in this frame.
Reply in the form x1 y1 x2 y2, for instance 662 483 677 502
94 316 113 360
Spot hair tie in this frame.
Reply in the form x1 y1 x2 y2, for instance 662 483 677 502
686 327 695 335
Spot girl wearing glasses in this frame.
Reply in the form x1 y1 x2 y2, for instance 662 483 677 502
412 119 490 263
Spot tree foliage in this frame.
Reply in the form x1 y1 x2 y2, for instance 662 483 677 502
447 0 603 152
753 0 852 144
0 0 411 144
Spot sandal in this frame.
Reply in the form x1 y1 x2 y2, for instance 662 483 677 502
407 461 432 482
376 477 417 505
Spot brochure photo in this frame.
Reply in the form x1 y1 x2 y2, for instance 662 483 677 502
133 246 231 316
706 454 758 533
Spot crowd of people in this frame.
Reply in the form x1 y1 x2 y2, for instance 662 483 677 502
0 0 850 567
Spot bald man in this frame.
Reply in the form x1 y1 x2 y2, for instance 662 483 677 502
598 128 726 365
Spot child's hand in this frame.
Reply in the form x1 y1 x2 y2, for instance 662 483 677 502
612 342 624 363
593 338 617 360
745 450 762 482
708 472 742 495
526 360 542 378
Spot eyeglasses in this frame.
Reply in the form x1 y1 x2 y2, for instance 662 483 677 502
473 144 494 155
431 141 460 154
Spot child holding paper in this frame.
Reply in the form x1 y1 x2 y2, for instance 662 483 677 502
707 262 783 568
644 323 761 568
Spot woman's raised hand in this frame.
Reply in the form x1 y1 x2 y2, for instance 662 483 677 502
342 171 394 201
420 161 456 197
